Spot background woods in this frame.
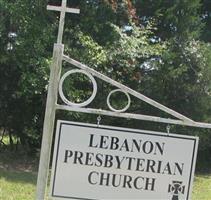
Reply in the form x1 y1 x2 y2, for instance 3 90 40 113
0 0 211 171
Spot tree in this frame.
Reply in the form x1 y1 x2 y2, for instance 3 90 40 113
1 0 210 170
135 0 203 40
0 0 164 151
135 0 211 170
0 0 54 151
201 0 211 42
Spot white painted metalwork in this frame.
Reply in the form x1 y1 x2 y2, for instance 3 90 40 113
56 104 211 128
36 44 64 200
63 55 194 123
97 115 101 126
107 89 131 112
166 124 171 135
61 54 211 129
49 120 198 200
36 1 80 199
59 69 97 107
36 0 211 199
47 0 80 44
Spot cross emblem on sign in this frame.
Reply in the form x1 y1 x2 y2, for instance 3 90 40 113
47 0 80 44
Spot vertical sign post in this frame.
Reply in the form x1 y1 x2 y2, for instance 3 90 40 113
36 1 79 199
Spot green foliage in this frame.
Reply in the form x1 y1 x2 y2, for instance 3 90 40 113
0 0 211 171
0 0 54 150
149 40 211 118
135 0 211 168
0 0 164 151
136 0 203 40
201 0 211 42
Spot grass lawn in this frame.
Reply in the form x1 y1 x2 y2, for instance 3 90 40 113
0 170 37 200
0 148 39 200
193 174 211 200
0 149 211 199
0 171 210 200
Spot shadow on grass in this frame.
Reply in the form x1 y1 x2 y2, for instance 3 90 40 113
196 174 211 179
0 169 37 185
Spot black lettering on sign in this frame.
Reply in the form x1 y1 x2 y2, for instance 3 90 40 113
87 171 157 191
88 134 165 155
88 171 98 185
64 150 73 163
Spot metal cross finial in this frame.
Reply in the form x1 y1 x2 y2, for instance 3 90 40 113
47 0 80 44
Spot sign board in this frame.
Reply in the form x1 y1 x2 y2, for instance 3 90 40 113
50 120 198 200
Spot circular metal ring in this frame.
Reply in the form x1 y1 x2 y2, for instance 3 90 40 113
107 89 131 112
59 69 97 107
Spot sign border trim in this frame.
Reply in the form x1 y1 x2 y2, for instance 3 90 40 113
50 120 198 200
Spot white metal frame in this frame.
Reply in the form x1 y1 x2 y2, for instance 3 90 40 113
36 1 211 199
107 89 131 112
60 55 211 129
59 69 97 107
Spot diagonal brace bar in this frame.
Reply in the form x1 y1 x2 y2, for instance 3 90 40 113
63 55 194 123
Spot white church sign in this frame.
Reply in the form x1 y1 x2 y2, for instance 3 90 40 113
50 120 198 200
